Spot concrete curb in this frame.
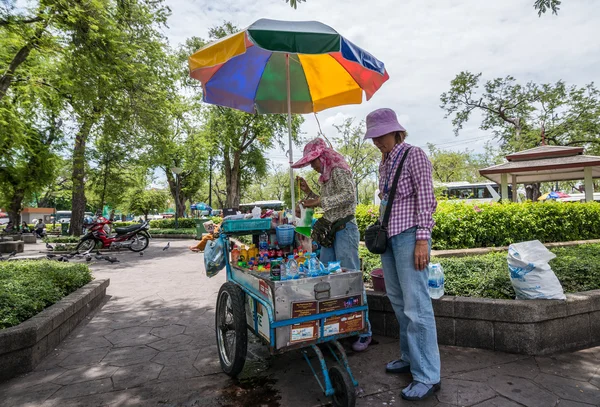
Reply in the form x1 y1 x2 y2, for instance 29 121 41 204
367 289 600 355
0 279 110 382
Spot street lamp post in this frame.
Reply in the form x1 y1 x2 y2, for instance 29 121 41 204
171 167 183 229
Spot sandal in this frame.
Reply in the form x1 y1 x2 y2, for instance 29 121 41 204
401 381 441 401
385 359 411 374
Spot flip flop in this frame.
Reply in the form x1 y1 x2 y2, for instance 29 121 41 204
385 359 411 374
401 381 441 401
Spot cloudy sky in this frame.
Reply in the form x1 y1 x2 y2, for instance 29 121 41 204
164 0 600 166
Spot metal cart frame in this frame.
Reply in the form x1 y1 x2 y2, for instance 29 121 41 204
215 230 369 407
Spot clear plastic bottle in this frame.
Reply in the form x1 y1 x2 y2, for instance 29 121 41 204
428 263 445 299
286 254 299 279
259 231 269 251
307 253 320 277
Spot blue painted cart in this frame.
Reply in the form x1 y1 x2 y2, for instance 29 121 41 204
215 221 368 407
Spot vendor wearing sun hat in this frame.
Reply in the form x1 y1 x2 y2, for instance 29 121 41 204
293 138 373 352
365 108 440 401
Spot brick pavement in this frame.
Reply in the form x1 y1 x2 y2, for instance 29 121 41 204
0 239 599 406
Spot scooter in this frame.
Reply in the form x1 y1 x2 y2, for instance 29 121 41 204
76 217 151 253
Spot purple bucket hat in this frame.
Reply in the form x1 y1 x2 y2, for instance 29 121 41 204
364 108 406 140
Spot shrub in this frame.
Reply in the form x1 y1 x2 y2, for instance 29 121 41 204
0 260 93 329
43 236 79 244
150 228 195 235
355 201 600 250
359 243 600 299
149 218 197 229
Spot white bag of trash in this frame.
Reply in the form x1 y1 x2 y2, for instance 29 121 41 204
507 240 566 300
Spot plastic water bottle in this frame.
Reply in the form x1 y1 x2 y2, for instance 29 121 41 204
259 231 269 251
287 255 299 279
428 263 445 299
307 253 320 277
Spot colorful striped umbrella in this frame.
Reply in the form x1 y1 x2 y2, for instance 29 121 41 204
188 19 389 213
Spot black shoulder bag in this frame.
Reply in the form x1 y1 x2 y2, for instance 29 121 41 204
364 148 411 254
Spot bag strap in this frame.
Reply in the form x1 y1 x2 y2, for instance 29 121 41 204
381 147 412 228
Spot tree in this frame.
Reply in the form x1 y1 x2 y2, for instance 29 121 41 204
534 0 561 16
285 0 305 8
332 118 380 200
426 142 502 184
440 71 600 199
128 189 169 221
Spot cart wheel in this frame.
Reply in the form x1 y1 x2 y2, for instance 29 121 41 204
215 282 248 377
329 365 356 407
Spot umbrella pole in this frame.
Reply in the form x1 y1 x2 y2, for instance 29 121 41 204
286 53 296 222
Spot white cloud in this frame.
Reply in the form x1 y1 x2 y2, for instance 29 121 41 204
165 0 600 157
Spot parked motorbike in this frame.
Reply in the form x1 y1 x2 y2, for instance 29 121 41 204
76 217 151 253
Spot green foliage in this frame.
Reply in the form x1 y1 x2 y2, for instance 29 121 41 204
360 244 600 300
534 0 561 16
43 236 79 243
127 189 169 219
0 260 93 329
150 228 195 235
149 218 197 229
355 201 600 250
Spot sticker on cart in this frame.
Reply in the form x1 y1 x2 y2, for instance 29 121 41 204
290 321 318 343
319 296 362 313
323 312 364 337
259 280 272 300
292 301 318 318
256 302 270 341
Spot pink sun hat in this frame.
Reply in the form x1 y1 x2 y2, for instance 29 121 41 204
364 108 406 139
291 138 328 168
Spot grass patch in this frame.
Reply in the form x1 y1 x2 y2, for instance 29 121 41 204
360 243 600 299
43 236 80 244
0 260 93 329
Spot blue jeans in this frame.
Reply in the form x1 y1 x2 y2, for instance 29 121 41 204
319 222 372 337
380 227 440 384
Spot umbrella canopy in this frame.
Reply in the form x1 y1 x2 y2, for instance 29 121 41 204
538 191 570 201
188 19 389 114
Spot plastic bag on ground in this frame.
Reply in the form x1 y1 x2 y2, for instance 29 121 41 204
204 236 226 278
507 240 565 300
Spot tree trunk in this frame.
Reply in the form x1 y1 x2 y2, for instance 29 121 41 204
70 119 93 236
7 189 25 226
224 149 241 208
100 158 109 208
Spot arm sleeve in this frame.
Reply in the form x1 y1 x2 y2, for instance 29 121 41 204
409 148 437 240
320 168 356 212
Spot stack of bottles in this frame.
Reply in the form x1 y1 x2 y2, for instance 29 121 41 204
230 231 342 282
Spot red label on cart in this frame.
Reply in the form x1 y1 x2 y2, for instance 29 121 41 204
259 280 270 299
323 312 364 337
318 296 362 313
290 321 319 343
292 301 318 318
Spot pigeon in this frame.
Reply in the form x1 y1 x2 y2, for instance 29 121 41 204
8 251 17 258
139 252 144 256
95 254 105 261
57 256 69 262
46 254 56 259
85 255 92 262
163 242 170 251
46 243 54 250
105 256 120 263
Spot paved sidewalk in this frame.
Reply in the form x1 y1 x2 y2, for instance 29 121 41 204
0 239 599 406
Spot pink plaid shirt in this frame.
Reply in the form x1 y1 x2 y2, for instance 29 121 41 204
379 143 437 240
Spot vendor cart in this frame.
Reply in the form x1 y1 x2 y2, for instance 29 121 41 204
215 220 368 407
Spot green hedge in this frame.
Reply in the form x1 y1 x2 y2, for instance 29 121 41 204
150 228 195 235
43 236 79 243
149 216 222 229
355 201 600 250
359 243 600 299
0 260 93 329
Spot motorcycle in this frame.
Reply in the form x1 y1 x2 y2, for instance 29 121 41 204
76 217 151 253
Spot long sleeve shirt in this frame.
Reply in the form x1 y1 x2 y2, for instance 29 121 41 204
317 167 357 222
378 143 437 240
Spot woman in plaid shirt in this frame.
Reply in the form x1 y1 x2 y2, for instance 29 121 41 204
365 108 441 401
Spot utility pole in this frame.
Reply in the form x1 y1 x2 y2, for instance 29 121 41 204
208 156 213 208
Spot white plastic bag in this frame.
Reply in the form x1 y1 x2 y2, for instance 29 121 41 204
298 203 314 227
507 240 565 300
204 236 226 278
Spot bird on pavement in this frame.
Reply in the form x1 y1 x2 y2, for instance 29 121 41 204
105 256 120 263
8 251 17 258
85 255 92 262
46 254 56 259
57 256 69 262
139 252 144 256
46 243 53 250
163 242 170 251
95 254 105 261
